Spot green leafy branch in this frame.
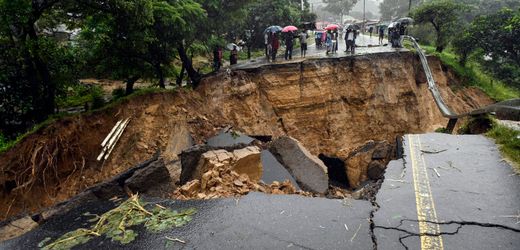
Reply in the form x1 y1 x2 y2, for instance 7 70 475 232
39 194 195 250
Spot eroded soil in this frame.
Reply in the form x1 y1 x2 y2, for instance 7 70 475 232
0 52 493 221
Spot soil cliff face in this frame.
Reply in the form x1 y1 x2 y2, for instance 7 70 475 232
197 52 492 155
0 52 493 220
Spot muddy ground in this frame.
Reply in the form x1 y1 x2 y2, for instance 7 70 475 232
0 52 493 222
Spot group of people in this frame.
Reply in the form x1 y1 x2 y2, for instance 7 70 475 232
212 20 409 70
264 30 309 62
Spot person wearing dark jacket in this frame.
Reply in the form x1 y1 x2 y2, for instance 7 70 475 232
284 32 294 60
271 32 280 62
344 28 357 53
230 45 238 65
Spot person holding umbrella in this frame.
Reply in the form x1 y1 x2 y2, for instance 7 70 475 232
282 26 298 60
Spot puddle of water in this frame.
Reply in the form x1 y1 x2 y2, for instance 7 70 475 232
261 150 300 190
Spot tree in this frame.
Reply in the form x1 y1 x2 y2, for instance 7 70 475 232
453 8 520 88
78 0 206 92
411 0 465 52
379 0 420 20
323 0 358 24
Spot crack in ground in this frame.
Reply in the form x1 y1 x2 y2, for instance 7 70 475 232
375 219 520 250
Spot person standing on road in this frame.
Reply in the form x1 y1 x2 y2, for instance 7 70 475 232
300 30 308 58
271 32 280 62
230 45 238 65
378 26 385 45
344 28 356 54
284 32 294 60
325 31 332 55
213 46 222 70
264 32 270 60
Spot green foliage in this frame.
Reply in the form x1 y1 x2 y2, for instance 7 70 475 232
486 123 520 173
323 0 358 18
379 0 420 20
435 127 449 134
57 84 104 109
40 195 196 250
411 0 466 52
453 8 520 89
422 45 520 101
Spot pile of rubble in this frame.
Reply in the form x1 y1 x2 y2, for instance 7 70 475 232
173 146 311 199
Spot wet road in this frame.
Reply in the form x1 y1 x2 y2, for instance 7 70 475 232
2 193 373 250
234 34 399 70
374 133 520 249
2 134 519 250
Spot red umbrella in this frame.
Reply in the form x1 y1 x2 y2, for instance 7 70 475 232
325 24 340 30
282 25 298 32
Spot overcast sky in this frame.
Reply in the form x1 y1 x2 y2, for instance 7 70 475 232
307 0 382 15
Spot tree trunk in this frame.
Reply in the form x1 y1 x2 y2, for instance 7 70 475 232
177 45 201 88
155 64 166 88
176 63 185 86
125 76 140 95
26 19 55 117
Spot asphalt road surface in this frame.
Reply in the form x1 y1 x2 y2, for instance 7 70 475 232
2 134 519 250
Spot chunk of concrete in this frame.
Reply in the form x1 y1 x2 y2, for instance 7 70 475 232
231 147 263 182
268 136 328 194
179 144 252 184
261 151 300 189
163 123 194 162
367 161 386 180
124 159 171 194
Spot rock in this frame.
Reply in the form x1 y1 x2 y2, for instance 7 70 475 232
0 216 38 242
162 123 194 162
124 159 171 194
268 136 328 194
180 180 201 196
367 161 386 180
372 143 393 160
341 141 377 189
340 141 393 188
260 151 300 189
179 144 250 185
231 146 263 182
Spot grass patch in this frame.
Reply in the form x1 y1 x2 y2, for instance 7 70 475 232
58 84 105 109
421 45 520 101
223 48 265 62
486 122 520 173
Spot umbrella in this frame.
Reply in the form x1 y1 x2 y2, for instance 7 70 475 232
226 43 241 51
388 22 398 29
325 24 340 30
264 25 283 33
343 23 360 31
396 17 414 25
282 25 298 33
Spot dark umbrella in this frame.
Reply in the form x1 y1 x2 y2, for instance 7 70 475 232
264 25 283 33
396 17 414 25
343 23 360 31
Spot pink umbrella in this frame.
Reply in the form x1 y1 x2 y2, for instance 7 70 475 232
325 24 340 30
282 25 298 32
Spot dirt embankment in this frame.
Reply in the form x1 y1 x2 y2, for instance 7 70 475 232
0 52 493 221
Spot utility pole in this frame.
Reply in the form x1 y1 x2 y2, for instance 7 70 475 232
301 0 304 11
362 0 366 33
409 0 412 14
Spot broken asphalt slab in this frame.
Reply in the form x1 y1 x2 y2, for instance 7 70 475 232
1 192 373 250
374 133 520 249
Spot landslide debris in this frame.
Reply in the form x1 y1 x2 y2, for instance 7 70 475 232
0 52 494 222
173 146 311 200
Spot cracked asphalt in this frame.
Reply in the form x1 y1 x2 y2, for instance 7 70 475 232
374 133 520 250
2 133 519 250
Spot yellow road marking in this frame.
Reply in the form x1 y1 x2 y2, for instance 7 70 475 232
408 135 444 250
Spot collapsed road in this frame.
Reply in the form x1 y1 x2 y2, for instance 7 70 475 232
1 38 520 249
1 133 519 249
